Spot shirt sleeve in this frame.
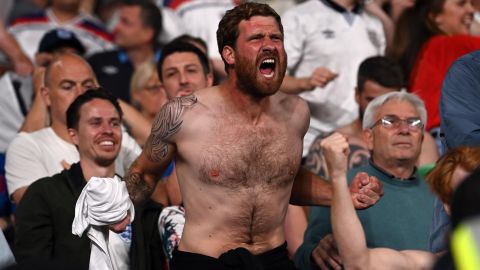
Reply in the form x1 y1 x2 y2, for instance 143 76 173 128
5 133 47 197
293 206 332 270
440 52 480 149
14 181 54 261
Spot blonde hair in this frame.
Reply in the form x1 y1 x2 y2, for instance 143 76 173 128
130 61 158 97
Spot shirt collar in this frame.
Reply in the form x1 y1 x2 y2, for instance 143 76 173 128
369 158 418 181
320 0 362 14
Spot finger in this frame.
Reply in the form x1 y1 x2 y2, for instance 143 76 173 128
356 194 376 205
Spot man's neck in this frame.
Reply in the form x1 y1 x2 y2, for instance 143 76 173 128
51 121 73 144
80 159 116 182
372 157 416 180
337 118 362 138
221 79 272 124
126 45 155 68
51 6 80 23
333 0 357 11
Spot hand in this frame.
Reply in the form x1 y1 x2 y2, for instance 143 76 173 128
311 234 342 270
109 211 131 233
320 132 349 179
12 54 33 76
350 172 384 209
303 67 338 90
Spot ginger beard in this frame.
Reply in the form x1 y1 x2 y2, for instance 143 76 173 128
234 49 287 98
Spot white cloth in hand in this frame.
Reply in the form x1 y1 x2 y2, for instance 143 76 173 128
72 175 135 270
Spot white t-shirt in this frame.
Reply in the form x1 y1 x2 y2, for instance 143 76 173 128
282 0 385 155
5 127 141 196
8 8 114 60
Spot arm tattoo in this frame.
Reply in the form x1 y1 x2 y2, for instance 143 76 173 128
146 95 197 162
125 171 153 205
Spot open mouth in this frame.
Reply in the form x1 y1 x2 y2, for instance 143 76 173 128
259 58 276 78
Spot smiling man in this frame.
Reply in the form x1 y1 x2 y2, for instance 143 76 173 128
5 53 140 204
14 90 128 268
295 92 435 269
124 3 382 270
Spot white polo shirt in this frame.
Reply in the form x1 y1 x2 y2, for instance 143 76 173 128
282 0 385 156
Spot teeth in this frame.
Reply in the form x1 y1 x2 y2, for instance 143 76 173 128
262 59 275 64
263 71 274 78
99 141 114 146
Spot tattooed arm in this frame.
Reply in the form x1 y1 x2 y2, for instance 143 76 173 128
125 95 197 205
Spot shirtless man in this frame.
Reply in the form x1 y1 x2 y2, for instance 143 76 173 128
125 3 381 269
323 133 434 270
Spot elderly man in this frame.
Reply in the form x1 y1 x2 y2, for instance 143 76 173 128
5 53 141 204
295 92 435 269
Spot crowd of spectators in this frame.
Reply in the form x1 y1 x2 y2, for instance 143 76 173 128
1 0 480 269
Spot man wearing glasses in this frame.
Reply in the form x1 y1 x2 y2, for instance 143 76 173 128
295 92 435 270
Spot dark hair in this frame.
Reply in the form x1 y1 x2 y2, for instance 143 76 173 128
216 2 283 70
171 34 209 56
124 0 163 47
157 40 210 80
66 88 123 129
451 168 480 229
357 56 404 93
387 0 445 85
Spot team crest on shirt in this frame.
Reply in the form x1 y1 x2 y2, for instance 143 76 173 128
322 29 335 39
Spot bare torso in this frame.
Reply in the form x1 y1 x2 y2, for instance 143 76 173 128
170 86 308 258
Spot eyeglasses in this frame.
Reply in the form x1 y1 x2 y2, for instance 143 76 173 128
370 115 424 131
143 84 162 93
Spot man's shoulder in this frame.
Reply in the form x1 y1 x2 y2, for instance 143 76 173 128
283 0 323 16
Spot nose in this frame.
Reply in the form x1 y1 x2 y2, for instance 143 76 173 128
397 121 411 134
466 2 475 13
101 122 114 134
179 71 188 85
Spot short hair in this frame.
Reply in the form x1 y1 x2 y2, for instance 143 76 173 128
157 40 210 80
130 61 157 96
66 88 123 129
362 92 427 130
426 146 480 205
124 0 163 46
451 168 480 229
171 34 209 56
216 2 282 70
357 56 404 92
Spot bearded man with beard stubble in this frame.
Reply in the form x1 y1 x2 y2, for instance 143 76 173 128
124 3 383 270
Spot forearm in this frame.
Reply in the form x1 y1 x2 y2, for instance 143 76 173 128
124 156 158 205
118 100 151 146
290 167 332 206
331 174 369 269
20 93 48 132
280 74 311 94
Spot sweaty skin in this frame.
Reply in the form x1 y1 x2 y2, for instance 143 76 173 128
126 84 309 258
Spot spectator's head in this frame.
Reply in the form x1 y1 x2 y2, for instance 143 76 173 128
356 56 404 121
216 2 287 97
363 92 426 170
42 53 98 128
422 0 475 35
36 28 86 67
171 34 209 57
113 1 162 49
426 146 480 214
158 41 212 98
67 89 123 167
130 61 168 120
450 168 480 228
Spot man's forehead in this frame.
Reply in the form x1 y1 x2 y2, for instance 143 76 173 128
81 99 119 118
377 99 419 117
239 16 281 33
163 52 202 69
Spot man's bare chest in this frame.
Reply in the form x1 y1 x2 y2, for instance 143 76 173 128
180 121 303 190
